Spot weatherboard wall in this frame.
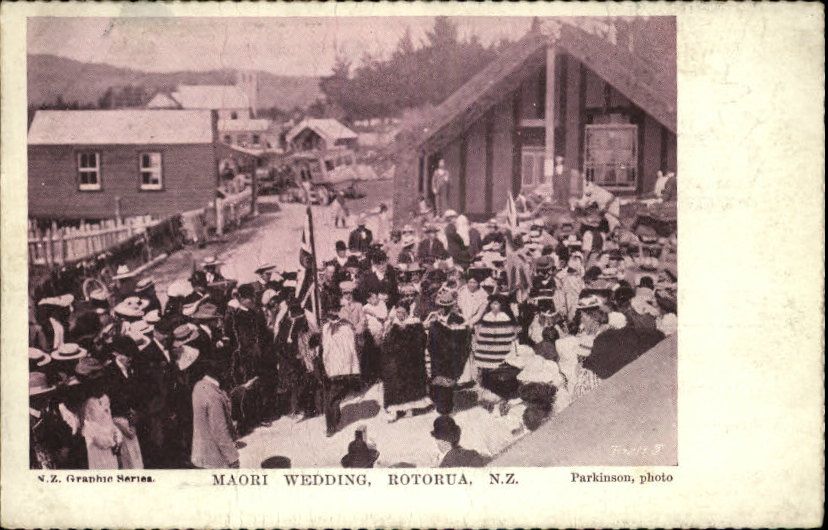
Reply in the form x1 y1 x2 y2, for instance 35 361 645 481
28 143 217 220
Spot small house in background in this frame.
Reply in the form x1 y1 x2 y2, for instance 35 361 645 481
218 117 272 150
285 118 358 152
28 109 220 221
393 18 677 222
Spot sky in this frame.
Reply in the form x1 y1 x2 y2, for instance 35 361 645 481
28 17 534 77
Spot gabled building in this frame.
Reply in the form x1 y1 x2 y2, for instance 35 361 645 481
218 118 272 150
285 118 359 152
28 109 220 220
393 18 677 222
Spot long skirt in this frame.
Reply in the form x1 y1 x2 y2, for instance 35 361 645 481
382 324 429 411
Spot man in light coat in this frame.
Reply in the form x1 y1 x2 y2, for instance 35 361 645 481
191 362 239 469
321 304 360 436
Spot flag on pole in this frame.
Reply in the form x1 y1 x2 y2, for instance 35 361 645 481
506 193 518 230
296 206 319 323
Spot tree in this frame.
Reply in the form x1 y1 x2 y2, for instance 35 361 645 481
318 16 510 121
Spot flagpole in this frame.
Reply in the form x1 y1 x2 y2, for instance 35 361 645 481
305 202 322 328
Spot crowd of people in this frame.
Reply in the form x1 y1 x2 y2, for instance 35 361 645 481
28 178 677 470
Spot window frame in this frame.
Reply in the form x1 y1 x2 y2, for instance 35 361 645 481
76 151 102 191
138 151 164 191
583 124 638 192
520 146 545 191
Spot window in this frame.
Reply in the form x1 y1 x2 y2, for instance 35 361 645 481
139 152 163 190
223 134 232 144
520 147 545 191
583 124 638 190
77 152 101 191
252 134 261 146
324 159 335 172
230 111 238 120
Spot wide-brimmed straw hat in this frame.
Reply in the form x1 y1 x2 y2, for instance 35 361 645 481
435 289 456 307
29 347 52 368
112 265 133 280
74 357 106 380
29 372 55 396
113 300 144 319
202 256 223 267
50 343 88 362
38 294 74 308
134 277 155 292
254 263 278 275
576 294 602 311
172 323 200 347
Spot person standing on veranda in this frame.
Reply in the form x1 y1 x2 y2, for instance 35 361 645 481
431 159 450 217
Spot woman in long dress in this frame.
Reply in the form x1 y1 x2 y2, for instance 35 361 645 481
555 296 609 400
380 304 430 421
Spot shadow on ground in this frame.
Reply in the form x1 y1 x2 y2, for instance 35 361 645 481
338 399 381 431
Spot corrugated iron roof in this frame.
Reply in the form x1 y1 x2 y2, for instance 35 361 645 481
285 118 358 145
172 85 249 110
218 118 272 132
28 109 214 145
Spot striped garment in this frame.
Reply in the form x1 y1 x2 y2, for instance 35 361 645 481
474 312 518 370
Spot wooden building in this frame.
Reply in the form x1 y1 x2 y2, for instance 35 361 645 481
285 118 359 152
147 85 252 120
28 109 221 220
393 18 677 223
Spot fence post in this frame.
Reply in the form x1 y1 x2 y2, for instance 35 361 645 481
215 198 224 236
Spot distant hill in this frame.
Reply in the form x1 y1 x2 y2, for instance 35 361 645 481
27 54 323 111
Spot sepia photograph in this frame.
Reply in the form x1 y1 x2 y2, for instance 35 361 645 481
3 2 825 528
23 15 679 471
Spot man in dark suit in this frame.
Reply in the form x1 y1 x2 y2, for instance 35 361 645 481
583 325 665 379
357 252 399 306
131 318 178 468
431 415 488 468
348 214 373 254
417 224 447 267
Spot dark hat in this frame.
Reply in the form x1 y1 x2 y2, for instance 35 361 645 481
536 298 557 314
288 301 305 318
535 255 555 271
613 285 636 306
237 283 256 300
466 266 492 283
340 439 380 468
431 415 461 445
519 382 557 405
335 240 347 252
638 276 655 290
523 405 550 431
261 456 292 469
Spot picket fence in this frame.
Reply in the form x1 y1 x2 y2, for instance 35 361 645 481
28 216 158 267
